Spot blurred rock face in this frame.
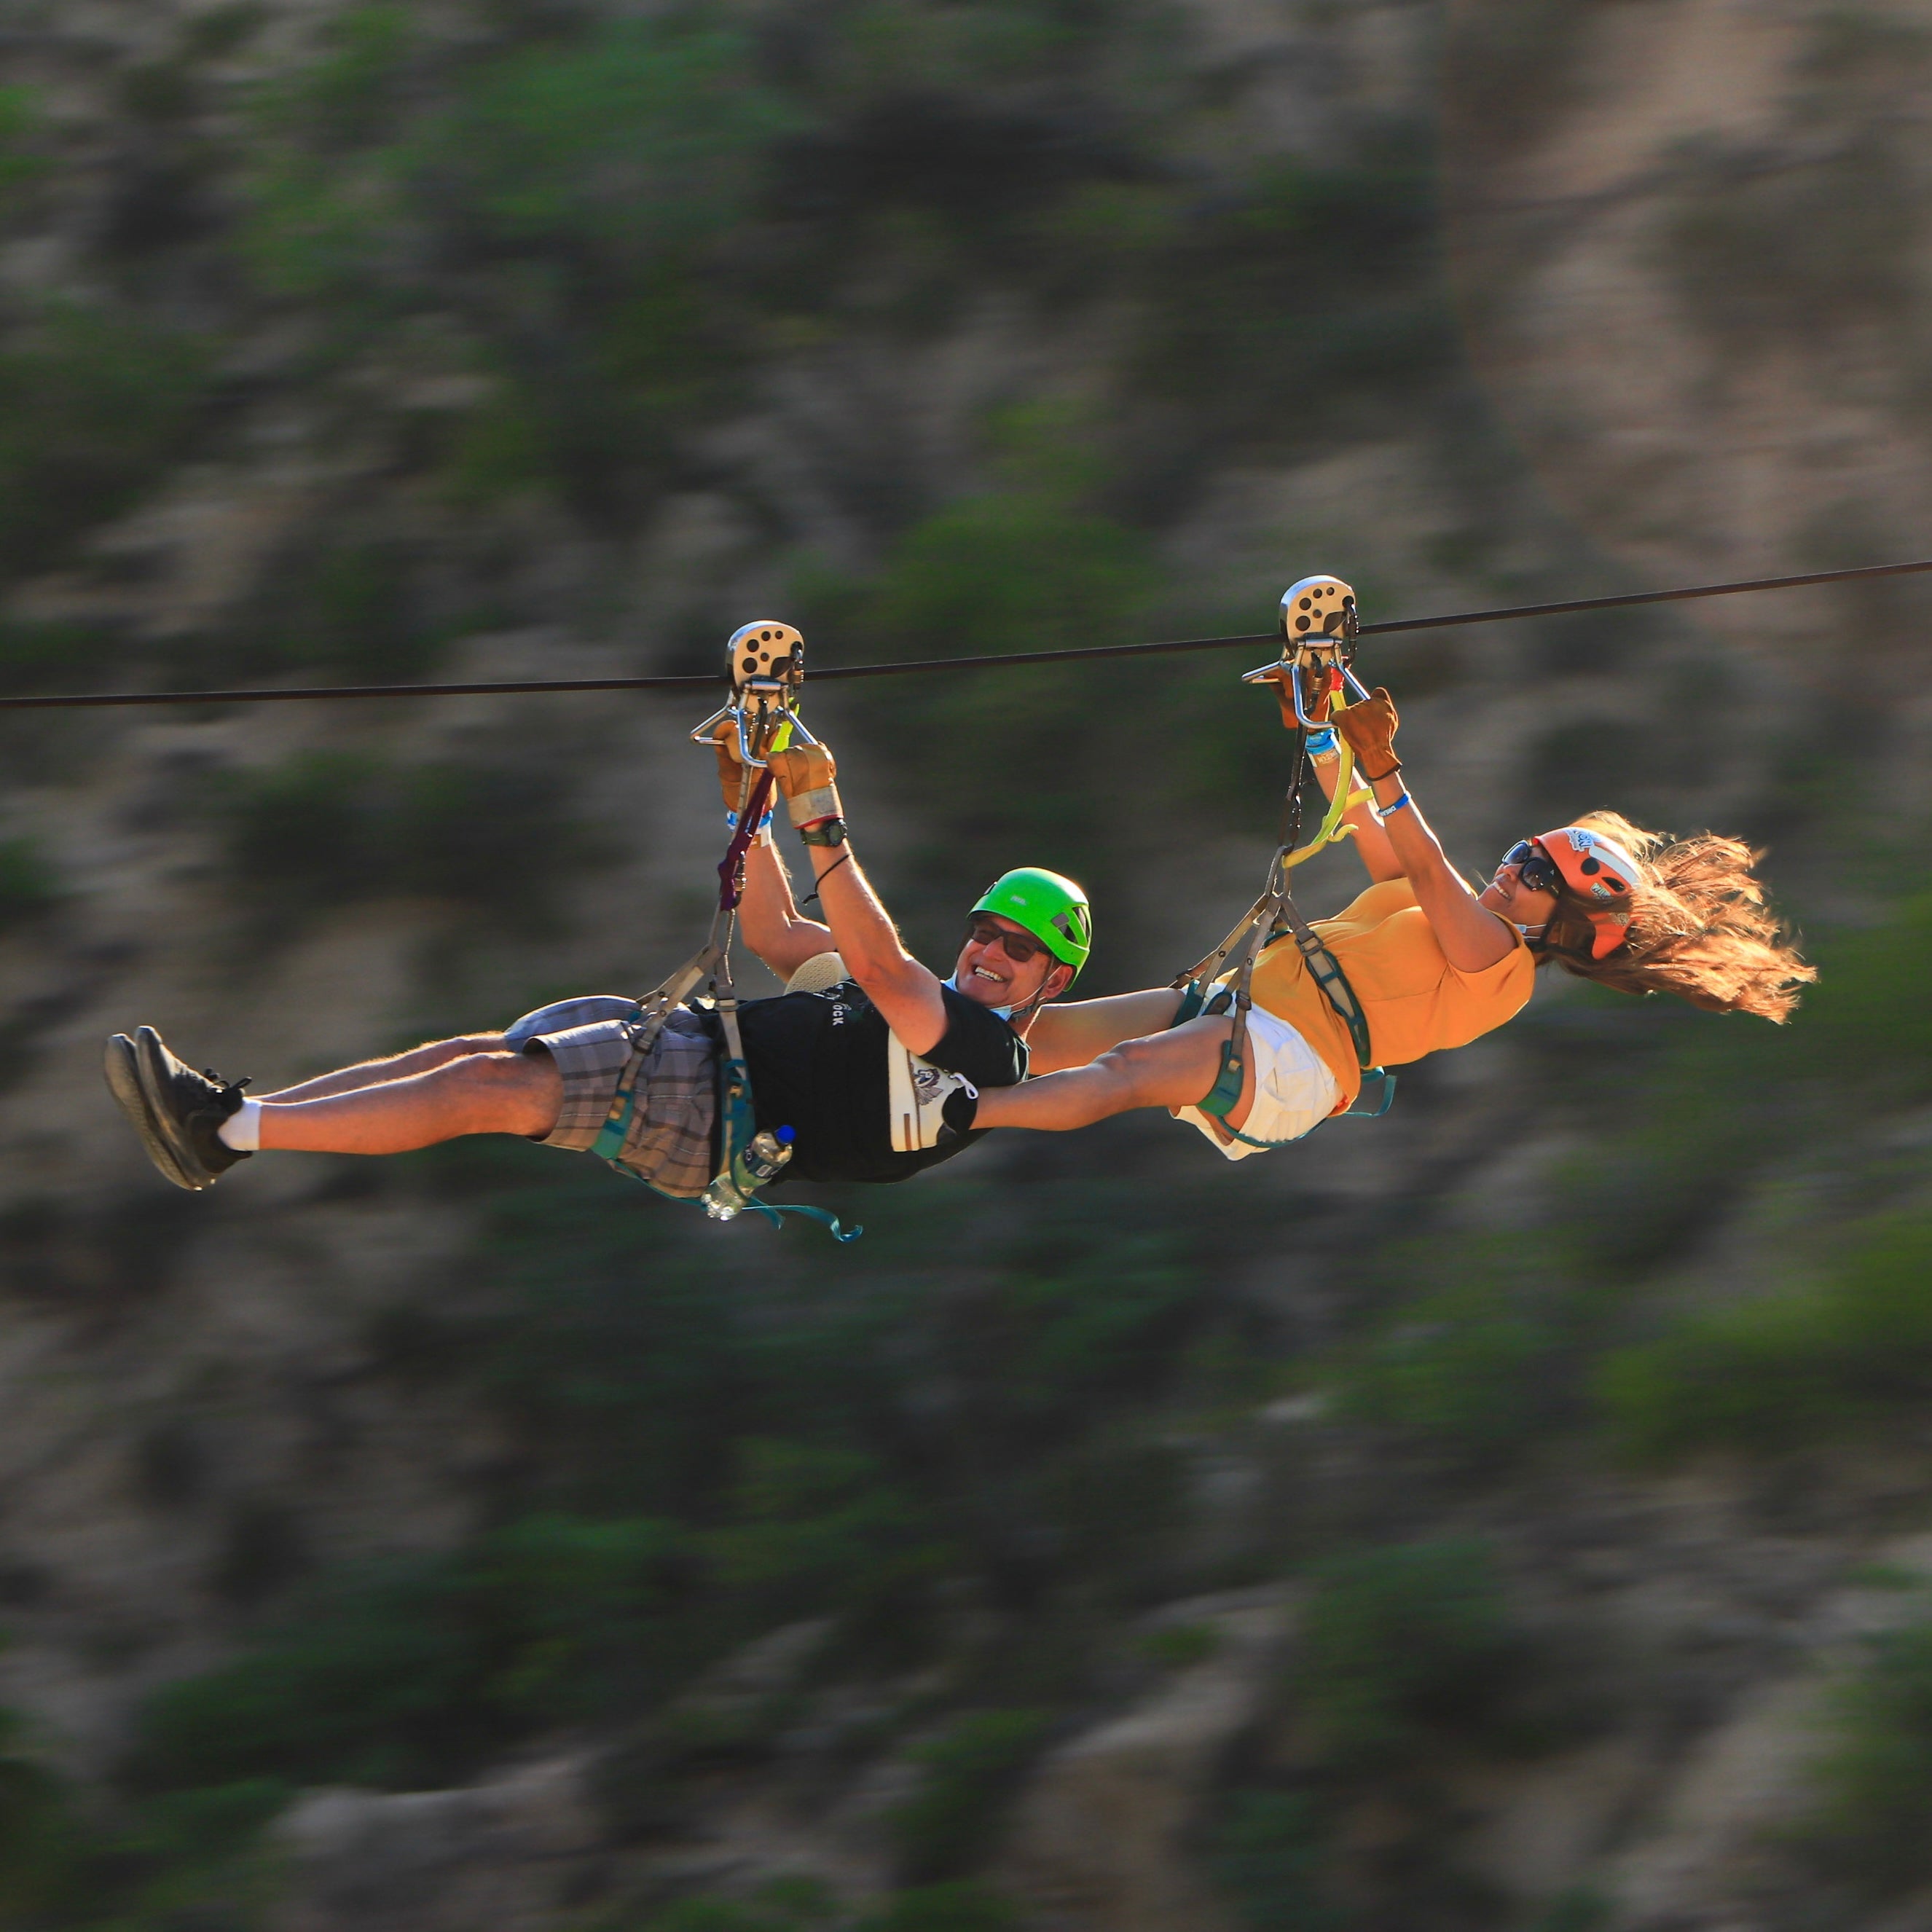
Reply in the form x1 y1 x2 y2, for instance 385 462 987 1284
1445 0 1932 676
0 1 1924 1930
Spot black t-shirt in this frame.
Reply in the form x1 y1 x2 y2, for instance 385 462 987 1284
737 980 1028 1185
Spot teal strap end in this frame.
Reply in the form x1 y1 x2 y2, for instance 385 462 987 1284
748 1200 863 1242
1344 1069 1396 1118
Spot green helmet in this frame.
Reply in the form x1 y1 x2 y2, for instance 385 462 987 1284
971 868 1092 981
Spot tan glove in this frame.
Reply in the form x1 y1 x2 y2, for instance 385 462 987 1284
766 739 844 830
712 721 753 814
1268 665 1338 735
1335 686 1401 781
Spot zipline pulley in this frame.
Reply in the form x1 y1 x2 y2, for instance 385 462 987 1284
689 621 818 769
1241 573 1373 728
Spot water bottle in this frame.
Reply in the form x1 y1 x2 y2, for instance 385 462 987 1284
738 1126 796 1187
702 1126 795 1220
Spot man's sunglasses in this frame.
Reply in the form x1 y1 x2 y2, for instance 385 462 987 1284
1501 840 1565 897
963 916 1050 965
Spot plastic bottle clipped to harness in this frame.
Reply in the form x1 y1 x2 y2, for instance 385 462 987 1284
1171 575 1394 1142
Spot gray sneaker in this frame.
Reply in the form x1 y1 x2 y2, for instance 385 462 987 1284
107 1027 251 1190
105 1032 205 1190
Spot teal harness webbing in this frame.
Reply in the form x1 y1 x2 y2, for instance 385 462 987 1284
1171 846 1395 1147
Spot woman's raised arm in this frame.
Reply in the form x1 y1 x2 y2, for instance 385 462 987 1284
1337 691 1517 975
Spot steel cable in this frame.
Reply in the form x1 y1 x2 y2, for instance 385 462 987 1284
2 553 1926 712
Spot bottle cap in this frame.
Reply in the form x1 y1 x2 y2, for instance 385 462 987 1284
777 1125 796 1143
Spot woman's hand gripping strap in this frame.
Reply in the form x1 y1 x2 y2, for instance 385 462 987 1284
1334 685 1401 783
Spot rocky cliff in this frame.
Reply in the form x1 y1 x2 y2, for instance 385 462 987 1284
0 1 1928 1929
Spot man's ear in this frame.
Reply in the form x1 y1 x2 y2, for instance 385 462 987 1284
1043 962 1075 1002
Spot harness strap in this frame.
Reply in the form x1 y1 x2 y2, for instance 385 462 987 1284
1180 846 1393 1127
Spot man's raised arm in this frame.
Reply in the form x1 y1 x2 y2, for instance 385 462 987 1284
766 739 950 1055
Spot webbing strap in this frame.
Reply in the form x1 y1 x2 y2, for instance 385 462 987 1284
743 1199 863 1241
589 943 724 1162
1175 841 1389 1126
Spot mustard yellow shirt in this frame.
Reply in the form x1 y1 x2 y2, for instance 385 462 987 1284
1247 879 1535 1111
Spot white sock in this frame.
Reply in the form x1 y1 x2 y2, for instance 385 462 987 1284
219 1097 262 1151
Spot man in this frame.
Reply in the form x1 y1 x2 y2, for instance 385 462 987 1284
104 732 1173 1198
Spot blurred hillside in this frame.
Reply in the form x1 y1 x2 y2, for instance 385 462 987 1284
0 0 1930 1928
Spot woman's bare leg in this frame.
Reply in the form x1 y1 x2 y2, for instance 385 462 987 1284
258 1049 562 1154
256 1034 511 1105
975 1016 1252 1132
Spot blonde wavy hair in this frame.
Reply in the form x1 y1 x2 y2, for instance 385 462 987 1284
1535 812 1815 1021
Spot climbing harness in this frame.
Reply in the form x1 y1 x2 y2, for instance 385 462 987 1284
592 621 858 1240
1172 576 1395 1149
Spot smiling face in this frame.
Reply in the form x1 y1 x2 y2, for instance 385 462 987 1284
954 913 1074 1011
1477 847 1560 932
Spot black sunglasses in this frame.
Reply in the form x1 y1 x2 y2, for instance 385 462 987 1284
958 908 1051 962
963 916 1051 965
1501 840 1564 897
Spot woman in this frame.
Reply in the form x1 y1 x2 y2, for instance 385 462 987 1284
976 685 1813 1150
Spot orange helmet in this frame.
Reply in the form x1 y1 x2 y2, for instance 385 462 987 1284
1535 825 1641 959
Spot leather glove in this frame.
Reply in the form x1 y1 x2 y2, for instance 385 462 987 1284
1265 665 1336 734
712 721 753 814
766 740 843 830
1335 686 1401 781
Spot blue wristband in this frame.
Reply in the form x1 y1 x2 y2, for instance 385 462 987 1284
1379 790 1413 817
1303 726 1338 755
726 808 774 833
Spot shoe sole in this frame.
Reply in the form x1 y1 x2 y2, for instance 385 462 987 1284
131 1026 219 1190
103 1033 206 1191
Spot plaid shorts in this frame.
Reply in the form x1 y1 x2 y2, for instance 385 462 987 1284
503 996 719 1199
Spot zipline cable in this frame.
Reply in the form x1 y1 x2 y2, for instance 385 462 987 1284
3 553 1927 713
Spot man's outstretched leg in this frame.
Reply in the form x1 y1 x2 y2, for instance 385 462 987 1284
105 1026 562 1191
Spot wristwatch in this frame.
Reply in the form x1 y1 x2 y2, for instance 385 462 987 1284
800 817 849 848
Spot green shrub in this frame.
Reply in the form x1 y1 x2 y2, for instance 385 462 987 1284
0 618 119 694
1297 1539 1520 1770
1139 1622 1220 1668
1211 1791 1340 1932
420 20 789 267
703 1439 942 1625
0 836 58 931
1530 1888 1611 1932
1598 1214 1932 1460
0 85 49 206
815 452 1162 903
1338 1237 1576 1465
1805 1620 1932 1894
0 1711 85 1925
857 1883 1018 1932
135 1516 699 1795
889 1709 1051 1881
214 750 600 926
259 538 446 680
637 1877 839 1931
0 306 205 577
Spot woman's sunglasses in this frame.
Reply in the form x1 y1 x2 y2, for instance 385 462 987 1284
1500 840 1565 897
963 916 1050 965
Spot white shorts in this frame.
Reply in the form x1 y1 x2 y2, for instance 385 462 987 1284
1173 1006 1340 1161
